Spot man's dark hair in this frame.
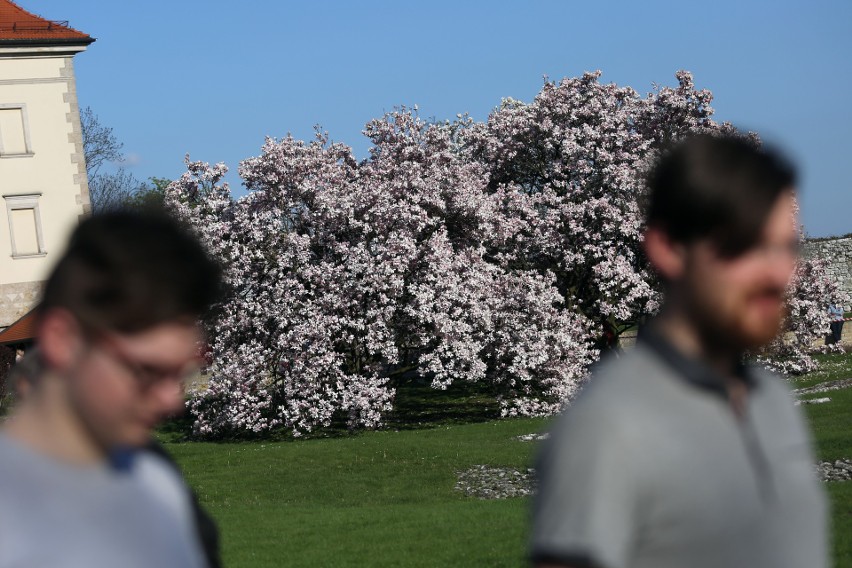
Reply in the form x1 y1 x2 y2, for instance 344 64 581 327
646 133 796 257
40 211 222 333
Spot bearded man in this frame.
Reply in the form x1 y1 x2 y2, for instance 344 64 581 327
531 134 827 568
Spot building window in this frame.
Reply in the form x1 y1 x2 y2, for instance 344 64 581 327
4 194 45 258
0 104 33 157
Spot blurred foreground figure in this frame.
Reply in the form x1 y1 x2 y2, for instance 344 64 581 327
531 135 827 568
0 212 221 568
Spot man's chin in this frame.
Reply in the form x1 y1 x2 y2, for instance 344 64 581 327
733 322 783 351
107 429 155 450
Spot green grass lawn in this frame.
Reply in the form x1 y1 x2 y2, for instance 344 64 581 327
164 414 547 567
796 351 852 567
163 353 852 567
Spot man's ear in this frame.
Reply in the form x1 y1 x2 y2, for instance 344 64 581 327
643 225 686 282
37 308 86 373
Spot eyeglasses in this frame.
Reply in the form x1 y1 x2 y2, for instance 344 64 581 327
747 239 802 261
93 333 202 391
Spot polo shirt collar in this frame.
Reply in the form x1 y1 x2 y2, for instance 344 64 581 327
637 323 758 397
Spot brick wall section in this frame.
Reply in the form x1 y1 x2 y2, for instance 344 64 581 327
803 236 852 307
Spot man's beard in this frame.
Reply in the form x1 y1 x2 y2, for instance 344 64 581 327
691 285 788 353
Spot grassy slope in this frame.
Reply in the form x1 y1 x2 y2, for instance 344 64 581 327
164 353 852 567
797 352 852 567
166 418 546 567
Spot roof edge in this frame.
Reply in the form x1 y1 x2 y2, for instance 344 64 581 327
0 36 95 46
0 308 37 346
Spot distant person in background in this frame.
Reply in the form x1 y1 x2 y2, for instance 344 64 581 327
828 302 844 345
0 212 222 568
531 134 827 568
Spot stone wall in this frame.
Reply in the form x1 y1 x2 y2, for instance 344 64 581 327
0 280 42 328
803 236 852 304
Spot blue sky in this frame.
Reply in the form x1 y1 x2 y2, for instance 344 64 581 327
30 0 852 236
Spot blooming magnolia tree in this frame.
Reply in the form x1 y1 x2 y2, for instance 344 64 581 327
461 71 736 343
756 253 849 376
170 113 596 437
167 71 829 438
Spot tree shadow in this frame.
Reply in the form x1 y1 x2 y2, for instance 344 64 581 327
162 374 503 442
384 374 500 430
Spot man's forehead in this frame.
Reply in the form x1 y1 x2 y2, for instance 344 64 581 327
104 322 203 356
688 189 799 258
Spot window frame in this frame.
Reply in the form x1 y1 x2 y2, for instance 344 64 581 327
0 103 34 158
3 193 46 258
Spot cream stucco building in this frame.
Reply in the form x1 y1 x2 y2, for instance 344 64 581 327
0 1 93 336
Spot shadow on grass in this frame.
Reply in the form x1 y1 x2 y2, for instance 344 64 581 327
156 411 197 443
384 375 500 430
161 375 503 442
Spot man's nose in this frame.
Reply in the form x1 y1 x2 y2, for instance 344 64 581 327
150 378 186 417
765 248 798 288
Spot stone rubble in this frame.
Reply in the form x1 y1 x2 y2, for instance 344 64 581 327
793 378 852 396
454 465 537 499
817 460 852 482
516 433 550 442
794 397 831 406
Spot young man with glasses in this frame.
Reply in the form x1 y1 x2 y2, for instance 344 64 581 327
531 135 827 568
0 212 222 567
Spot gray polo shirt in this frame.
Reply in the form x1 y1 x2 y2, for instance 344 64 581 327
531 328 827 568
0 435 205 568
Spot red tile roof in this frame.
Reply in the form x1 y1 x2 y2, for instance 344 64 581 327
0 0 93 45
0 309 37 346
